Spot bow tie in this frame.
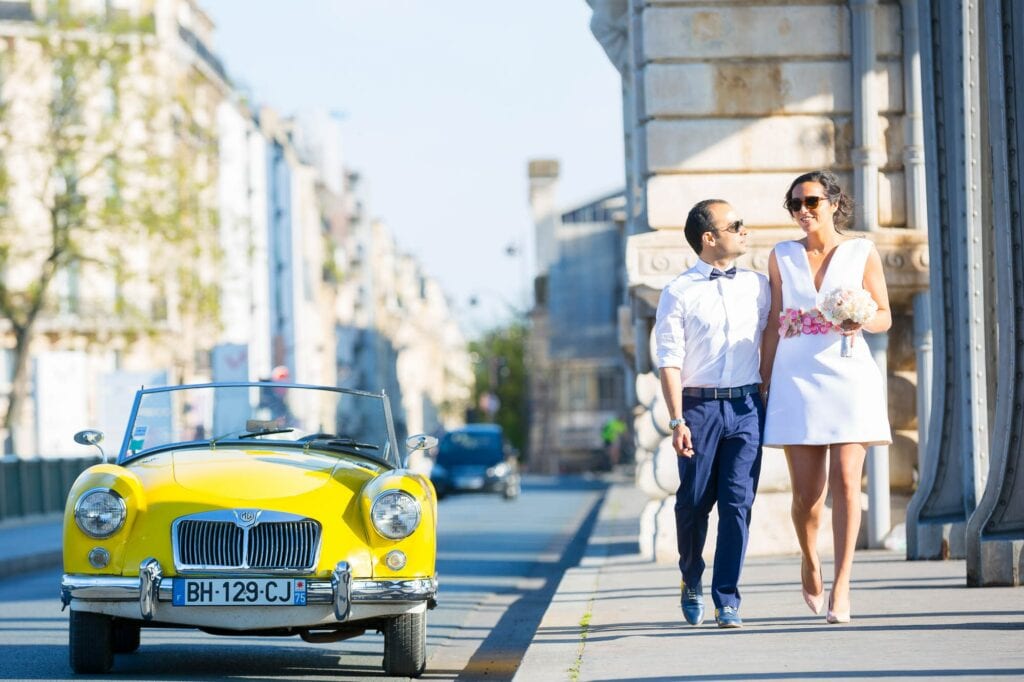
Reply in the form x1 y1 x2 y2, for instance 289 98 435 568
709 266 737 280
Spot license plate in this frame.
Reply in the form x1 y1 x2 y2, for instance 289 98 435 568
455 476 484 489
172 578 307 606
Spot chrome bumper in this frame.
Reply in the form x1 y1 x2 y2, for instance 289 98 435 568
61 559 437 621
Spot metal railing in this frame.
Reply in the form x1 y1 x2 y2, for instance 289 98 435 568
0 455 101 522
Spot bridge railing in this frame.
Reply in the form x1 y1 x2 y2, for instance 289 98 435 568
0 455 101 522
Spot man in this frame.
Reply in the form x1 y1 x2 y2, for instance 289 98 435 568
653 199 769 628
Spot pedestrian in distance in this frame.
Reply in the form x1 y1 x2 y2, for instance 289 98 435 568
653 199 770 628
760 170 892 624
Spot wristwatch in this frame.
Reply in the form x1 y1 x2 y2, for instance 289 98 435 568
669 417 686 430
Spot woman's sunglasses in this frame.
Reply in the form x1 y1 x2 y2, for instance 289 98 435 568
785 196 828 212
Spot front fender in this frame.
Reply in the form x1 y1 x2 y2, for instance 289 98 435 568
63 464 147 575
359 471 437 579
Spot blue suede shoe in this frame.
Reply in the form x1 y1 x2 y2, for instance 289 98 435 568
715 605 742 628
680 581 705 626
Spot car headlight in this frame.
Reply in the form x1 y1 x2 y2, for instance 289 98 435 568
370 490 421 540
487 462 510 477
74 488 126 539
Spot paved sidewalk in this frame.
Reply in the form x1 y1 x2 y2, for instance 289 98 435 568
516 483 1024 681
0 513 63 579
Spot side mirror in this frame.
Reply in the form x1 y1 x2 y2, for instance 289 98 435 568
74 429 107 463
405 434 438 451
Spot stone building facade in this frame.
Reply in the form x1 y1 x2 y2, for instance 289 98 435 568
586 0 930 559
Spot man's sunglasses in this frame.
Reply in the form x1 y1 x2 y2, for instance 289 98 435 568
785 196 828 212
715 219 744 234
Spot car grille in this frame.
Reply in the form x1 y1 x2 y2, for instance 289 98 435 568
173 510 321 572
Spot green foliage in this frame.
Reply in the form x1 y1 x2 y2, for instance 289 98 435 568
468 320 528 456
0 16 219 437
45 0 156 34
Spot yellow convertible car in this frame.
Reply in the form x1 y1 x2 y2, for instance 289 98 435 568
60 382 438 677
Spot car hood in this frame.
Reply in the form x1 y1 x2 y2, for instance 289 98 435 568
166 447 367 500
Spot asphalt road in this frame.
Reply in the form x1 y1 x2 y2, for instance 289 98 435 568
0 474 606 681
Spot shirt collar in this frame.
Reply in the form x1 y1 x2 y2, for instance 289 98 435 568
693 259 737 280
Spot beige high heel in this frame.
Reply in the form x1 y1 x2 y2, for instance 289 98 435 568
803 585 825 615
801 558 824 615
825 591 851 624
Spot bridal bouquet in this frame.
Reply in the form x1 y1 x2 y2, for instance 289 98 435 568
819 287 878 357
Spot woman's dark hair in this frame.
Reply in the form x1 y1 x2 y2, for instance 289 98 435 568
784 170 854 232
684 199 726 254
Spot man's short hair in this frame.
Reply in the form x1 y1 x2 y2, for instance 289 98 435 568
684 199 727 254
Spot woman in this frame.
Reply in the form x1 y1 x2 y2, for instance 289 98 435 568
760 170 892 624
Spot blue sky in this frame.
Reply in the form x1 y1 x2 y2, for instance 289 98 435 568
200 0 624 335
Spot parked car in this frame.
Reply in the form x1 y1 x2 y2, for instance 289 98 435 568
61 382 438 677
429 424 520 500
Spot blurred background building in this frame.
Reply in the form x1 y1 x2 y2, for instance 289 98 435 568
526 159 629 474
0 0 473 457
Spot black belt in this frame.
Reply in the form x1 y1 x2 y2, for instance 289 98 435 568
681 384 759 399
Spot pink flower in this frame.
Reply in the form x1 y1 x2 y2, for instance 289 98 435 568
780 306 847 337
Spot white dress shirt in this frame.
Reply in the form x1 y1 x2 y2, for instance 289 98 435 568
654 259 770 388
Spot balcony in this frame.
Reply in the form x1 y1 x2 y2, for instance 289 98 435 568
178 24 228 84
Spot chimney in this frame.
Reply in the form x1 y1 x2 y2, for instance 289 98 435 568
527 159 560 279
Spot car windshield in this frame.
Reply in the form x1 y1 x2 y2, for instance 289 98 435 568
119 383 397 466
436 431 503 466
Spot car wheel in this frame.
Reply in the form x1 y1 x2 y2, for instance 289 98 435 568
69 610 114 673
112 619 141 654
382 611 426 677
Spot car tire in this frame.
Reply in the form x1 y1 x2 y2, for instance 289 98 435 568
69 610 114 673
112 619 141 654
382 611 426 677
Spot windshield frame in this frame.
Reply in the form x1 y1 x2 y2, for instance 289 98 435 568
117 381 401 468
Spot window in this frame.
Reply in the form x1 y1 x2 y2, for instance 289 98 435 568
597 368 623 411
54 261 81 315
104 155 120 209
100 60 118 117
560 370 591 411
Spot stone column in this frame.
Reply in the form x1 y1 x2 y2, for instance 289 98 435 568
899 0 944 556
901 0 928 232
850 0 891 548
905 0 989 561
850 0 882 232
587 0 927 562
964 0 1024 587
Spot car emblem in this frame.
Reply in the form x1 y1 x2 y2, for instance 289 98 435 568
233 509 262 528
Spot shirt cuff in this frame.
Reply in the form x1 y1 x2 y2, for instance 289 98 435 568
656 354 682 368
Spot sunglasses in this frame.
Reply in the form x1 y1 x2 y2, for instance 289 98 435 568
785 196 828 212
715 219 744 234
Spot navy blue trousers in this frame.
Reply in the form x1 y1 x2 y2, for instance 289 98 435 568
675 392 764 610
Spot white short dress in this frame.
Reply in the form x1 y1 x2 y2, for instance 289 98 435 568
763 239 892 447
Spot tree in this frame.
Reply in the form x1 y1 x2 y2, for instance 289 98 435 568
0 6 218 452
468 320 528 457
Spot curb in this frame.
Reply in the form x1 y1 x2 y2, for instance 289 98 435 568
0 512 64 579
0 550 62 579
514 482 647 681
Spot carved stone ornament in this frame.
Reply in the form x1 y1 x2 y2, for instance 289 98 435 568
627 228 929 309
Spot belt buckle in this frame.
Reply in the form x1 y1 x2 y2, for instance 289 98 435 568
713 387 725 399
